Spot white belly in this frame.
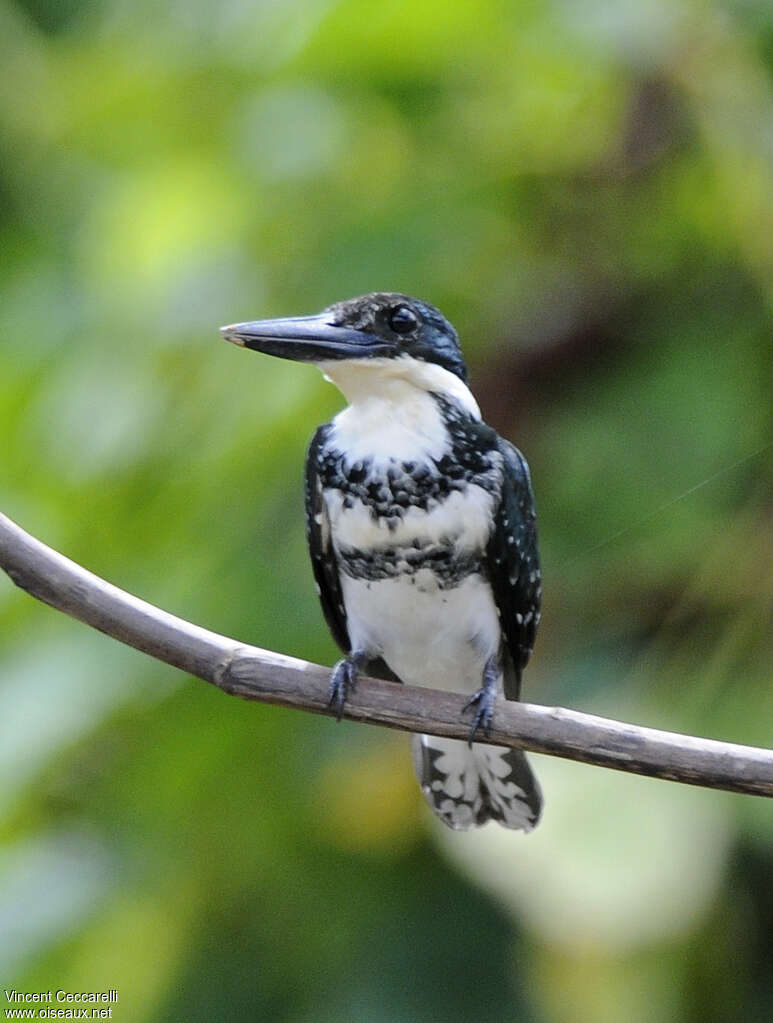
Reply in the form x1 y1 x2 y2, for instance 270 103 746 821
341 571 501 693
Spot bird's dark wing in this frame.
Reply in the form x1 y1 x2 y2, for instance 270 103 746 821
305 425 350 655
487 438 541 701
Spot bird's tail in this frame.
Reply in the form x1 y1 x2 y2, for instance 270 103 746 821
412 734 543 831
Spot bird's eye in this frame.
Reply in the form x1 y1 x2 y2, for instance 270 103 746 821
389 305 418 335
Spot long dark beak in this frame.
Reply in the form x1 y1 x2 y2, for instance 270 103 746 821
220 313 392 362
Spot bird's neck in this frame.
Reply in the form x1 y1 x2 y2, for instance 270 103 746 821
322 359 479 467
317 355 479 418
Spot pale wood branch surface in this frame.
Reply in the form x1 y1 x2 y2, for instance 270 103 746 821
0 511 771 798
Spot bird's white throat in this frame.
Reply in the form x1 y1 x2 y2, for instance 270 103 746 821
316 353 480 466
317 354 480 417
317 355 480 467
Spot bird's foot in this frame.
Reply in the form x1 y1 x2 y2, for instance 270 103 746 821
462 657 500 745
328 651 366 721
462 687 496 745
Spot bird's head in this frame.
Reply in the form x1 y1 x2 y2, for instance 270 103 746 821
220 293 469 401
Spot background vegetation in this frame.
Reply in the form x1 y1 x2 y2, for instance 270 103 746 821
1 0 772 1019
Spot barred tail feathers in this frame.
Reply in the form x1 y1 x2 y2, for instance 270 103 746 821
412 734 543 831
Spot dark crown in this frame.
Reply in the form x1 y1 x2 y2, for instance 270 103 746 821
327 292 468 382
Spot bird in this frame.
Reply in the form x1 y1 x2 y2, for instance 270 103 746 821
221 292 543 831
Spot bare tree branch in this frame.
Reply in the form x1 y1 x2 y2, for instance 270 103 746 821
0 510 771 798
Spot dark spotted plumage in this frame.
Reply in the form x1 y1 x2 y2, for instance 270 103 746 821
306 391 541 697
487 439 541 699
317 422 499 528
305 424 350 654
337 539 484 588
414 741 542 830
438 391 542 697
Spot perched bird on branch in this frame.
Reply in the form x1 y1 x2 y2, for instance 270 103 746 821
221 293 543 830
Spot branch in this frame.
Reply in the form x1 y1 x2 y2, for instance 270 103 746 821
0 510 771 798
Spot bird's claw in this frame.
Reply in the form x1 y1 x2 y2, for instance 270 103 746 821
328 657 358 721
462 686 496 746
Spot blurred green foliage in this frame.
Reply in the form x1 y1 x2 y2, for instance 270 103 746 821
1 0 773 1019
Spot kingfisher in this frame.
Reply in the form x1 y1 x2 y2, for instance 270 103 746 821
221 293 543 831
